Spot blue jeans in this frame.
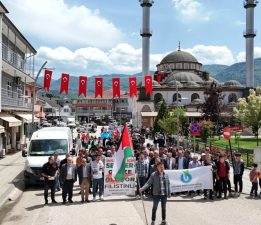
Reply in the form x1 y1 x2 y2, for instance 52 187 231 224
93 178 104 197
152 195 167 221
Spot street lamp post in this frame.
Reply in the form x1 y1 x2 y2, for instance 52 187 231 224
31 61 47 128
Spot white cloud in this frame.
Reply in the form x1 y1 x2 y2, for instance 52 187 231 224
183 45 235 65
172 0 210 22
236 47 261 62
36 43 242 77
4 0 123 48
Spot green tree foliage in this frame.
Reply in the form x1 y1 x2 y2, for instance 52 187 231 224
158 108 185 135
234 89 261 146
199 120 214 142
153 100 168 133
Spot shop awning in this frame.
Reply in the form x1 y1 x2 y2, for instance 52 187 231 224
15 113 40 123
141 112 158 117
0 113 22 127
0 125 5 133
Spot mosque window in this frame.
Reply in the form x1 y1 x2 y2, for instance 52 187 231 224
228 93 237 103
154 93 163 104
191 64 195 70
191 93 200 102
176 63 182 69
173 93 181 102
184 63 189 70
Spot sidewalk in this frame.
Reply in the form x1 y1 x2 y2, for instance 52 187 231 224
0 152 25 209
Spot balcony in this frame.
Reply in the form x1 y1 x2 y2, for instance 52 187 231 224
1 88 32 110
2 43 33 75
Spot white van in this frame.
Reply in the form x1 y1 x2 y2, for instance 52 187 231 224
23 127 73 187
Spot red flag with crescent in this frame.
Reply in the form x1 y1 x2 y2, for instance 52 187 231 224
112 78 120 98
60 73 69 95
95 77 103 98
44 69 52 91
129 77 137 97
144 75 152 95
78 76 87 97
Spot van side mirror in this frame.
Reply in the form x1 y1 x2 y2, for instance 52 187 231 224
22 150 27 157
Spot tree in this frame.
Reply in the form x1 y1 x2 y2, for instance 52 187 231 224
234 89 261 146
202 82 224 123
158 108 185 135
153 99 168 133
199 120 214 143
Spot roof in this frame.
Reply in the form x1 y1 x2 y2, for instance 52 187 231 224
39 96 60 108
162 71 204 84
223 80 242 87
31 127 71 140
140 111 202 117
160 50 199 64
0 1 9 13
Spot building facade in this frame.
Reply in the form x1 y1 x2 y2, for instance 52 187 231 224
0 2 38 153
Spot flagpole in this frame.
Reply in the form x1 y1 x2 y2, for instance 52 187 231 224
135 159 149 225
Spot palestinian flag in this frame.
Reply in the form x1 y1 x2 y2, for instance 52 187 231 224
112 125 134 182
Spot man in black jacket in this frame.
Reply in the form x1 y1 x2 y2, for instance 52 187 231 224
60 157 77 204
233 153 244 195
41 156 57 204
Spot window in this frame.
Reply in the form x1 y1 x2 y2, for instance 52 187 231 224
7 81 12 97
173 93 181 102
191 93 200 102
184 63 189 70
228 93 237 103
154 93 163 104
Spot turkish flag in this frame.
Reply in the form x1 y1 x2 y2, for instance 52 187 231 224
112 78 120 98
129 77 137 97
78 76 87 97
144 75 153 95
60 73 70 95
95 77 103 98
43 70 52 91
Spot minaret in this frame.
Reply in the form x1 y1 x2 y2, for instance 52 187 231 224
140 0 154 81
244 0 258 88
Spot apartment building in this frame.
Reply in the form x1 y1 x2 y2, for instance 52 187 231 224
0 2 38 153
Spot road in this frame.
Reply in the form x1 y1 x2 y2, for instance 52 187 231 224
1 183 261 225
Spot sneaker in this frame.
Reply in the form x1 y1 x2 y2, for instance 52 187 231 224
151 221 155 225
68 199 73 203
85 199 90 203
161 220 169 225
44 200 48 205
93 197 96 202
52 200 58 204
142 194 147 199
100 196 104 201
136 195 141 200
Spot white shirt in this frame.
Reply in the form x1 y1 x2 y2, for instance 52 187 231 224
66 166 73 179
178 157 184 170
92 160 104 179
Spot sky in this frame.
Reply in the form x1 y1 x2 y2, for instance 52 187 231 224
2 0 261 78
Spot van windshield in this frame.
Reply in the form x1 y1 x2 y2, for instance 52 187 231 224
29 139 68 156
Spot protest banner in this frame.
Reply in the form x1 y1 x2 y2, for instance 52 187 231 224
165 166 213 193
104 157 136 197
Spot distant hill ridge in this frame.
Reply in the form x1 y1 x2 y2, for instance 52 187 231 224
38 58 261 97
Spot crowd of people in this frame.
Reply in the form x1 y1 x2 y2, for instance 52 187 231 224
41 128 261 207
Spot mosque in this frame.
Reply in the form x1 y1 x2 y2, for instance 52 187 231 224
132 48 245 128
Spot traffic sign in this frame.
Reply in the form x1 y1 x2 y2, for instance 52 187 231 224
223 127 232 140
190 122 201 137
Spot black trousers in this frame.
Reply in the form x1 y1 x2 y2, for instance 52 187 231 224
250 182 258 196
62 179 74 202
234 174 243 192
44 180 55 201
218 177 228 197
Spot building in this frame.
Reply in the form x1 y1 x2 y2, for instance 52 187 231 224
133 49 245 128
72 89 132 123
0 2 38 152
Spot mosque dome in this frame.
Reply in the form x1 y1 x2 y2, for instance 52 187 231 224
166 80 183 87
223 80 242 88
162 71 203 84
160 50 199 64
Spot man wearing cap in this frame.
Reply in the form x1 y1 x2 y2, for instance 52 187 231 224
216 154 230 199
233 152 244 195
140 161 171 225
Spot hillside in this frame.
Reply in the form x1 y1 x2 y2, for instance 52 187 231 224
202 64 229 77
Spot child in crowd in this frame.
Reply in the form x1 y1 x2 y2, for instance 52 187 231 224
249 163 259 197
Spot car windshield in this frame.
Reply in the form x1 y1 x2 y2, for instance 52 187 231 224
29 139 68 156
